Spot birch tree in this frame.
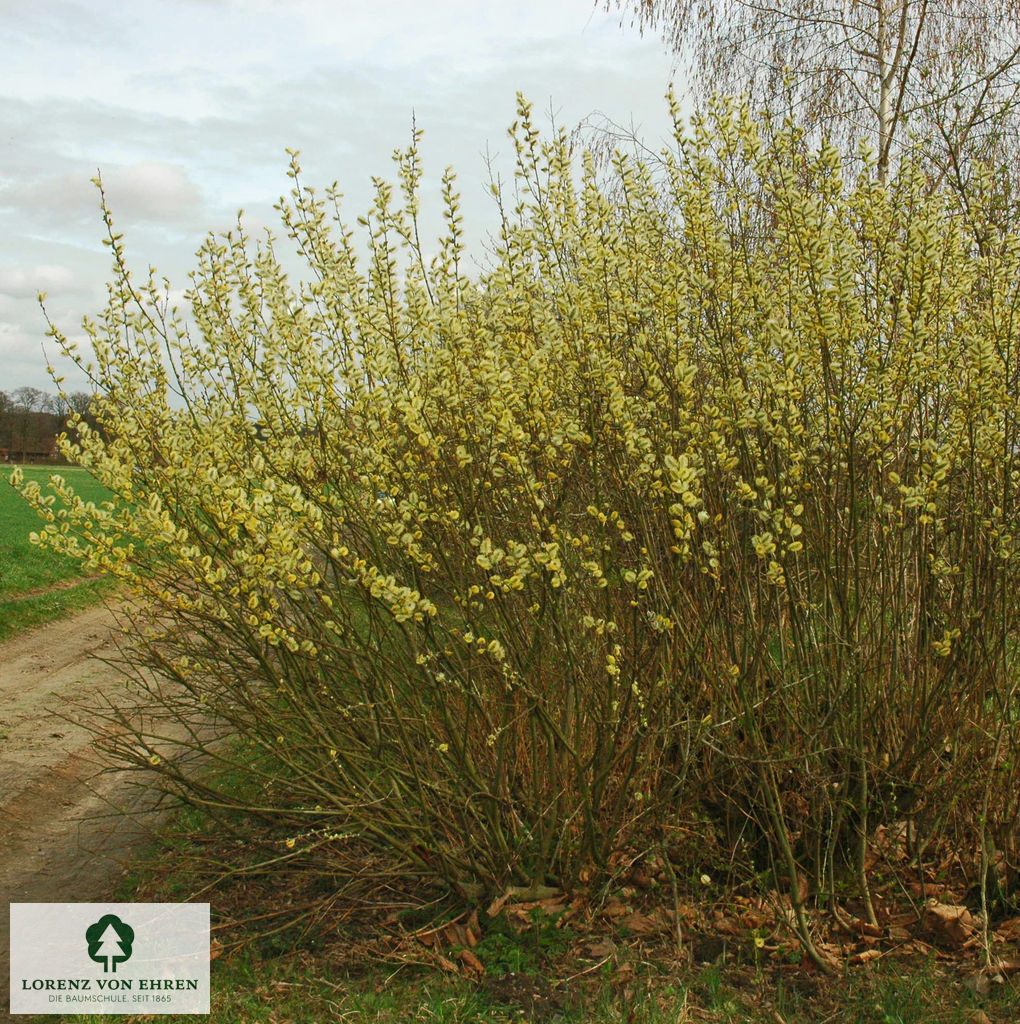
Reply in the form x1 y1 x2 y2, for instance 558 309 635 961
611 1 1020 184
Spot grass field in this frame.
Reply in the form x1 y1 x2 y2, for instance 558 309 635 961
0 464 115 640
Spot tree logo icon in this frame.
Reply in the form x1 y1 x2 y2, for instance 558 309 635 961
85 914 135 973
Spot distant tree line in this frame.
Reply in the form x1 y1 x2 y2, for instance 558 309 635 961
0 387 98 464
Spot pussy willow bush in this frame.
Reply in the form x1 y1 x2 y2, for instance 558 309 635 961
21 96 1020 950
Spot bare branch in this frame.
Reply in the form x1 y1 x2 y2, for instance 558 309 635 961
605 0 1020 181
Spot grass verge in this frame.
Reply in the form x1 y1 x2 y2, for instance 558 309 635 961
0 575 115 642
0 464 114 639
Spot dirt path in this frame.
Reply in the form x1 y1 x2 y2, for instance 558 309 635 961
0 603 167 1020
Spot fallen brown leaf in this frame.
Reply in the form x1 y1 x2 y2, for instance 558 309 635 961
963 971 1001 998
464 910 480 947
558 896 587 926
628 867 655 890
441 923 467 948
486 893 509 918
814 942 845 972
739 907 772 930
617 910 670 936
612 963 636 986
908 880 950 899
899 940 934 955
603 897 629 918
711 910 745 938
586 938 617 958
836 913 883 938
887 911 918 927
538 896 567 913
456 948 485 976
849 948 883 965
991 956 1020 975
922 900 977 947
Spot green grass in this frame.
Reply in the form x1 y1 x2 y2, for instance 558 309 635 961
27 953 1020 1023
0 575 115 642
0 464 115 638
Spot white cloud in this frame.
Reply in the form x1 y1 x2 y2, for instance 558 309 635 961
0 264 83 299
0 161 202 226
98 163 203 222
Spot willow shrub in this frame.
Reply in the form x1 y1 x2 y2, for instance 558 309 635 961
21 98 1020 947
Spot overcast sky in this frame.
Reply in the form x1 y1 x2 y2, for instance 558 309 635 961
0 0 679 393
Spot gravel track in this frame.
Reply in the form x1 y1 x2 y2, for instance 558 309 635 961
0 603 167 1021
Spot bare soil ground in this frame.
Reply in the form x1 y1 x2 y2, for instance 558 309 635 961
0 604 168 1021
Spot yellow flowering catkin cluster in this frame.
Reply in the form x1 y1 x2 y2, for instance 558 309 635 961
21 96 1020 903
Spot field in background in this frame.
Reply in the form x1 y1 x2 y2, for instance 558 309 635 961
0 465 114 641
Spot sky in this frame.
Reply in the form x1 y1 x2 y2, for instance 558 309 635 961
0 0 680 394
